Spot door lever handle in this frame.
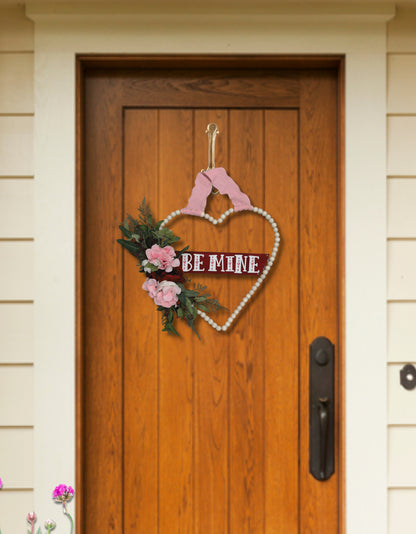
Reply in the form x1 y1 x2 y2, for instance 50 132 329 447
309 337 335 481
318 397 329 480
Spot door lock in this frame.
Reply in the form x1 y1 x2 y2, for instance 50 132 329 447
309 336 335 481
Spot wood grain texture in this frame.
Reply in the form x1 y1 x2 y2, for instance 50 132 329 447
80 58 342 534
123 110 159 533
158 109 195 534
229 109 265 533
264 109 299 533
299 70 338 534
83 74 123 533
193 110 230 534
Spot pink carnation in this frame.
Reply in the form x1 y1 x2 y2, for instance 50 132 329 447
145 244 180 273
154 281 181 308
52 484 74 503
142 278 159 298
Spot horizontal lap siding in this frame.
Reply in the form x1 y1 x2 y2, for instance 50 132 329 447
0 6 34 527
388 8 416 533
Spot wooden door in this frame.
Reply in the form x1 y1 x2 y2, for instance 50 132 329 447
78 57 343 534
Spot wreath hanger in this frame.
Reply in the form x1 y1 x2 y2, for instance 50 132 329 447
159 124 281 332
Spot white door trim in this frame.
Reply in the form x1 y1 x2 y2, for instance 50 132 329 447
27 4 395 532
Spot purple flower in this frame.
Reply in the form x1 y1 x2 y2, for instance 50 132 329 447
52 484 74 503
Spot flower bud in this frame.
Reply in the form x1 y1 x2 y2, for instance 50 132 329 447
26 512 37 523
44 519 56 530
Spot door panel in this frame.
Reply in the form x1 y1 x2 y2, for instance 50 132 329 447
80 60 341 534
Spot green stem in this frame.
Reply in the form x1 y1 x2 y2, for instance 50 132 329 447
65 511 74 534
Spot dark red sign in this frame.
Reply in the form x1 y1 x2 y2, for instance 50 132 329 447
180 251 269 276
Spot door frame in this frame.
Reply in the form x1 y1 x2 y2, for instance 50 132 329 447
77 55 344 533
28 6 392 533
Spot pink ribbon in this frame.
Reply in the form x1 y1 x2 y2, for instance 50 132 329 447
182 167 253 216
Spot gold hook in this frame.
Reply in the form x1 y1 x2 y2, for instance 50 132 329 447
206 122 219 170
203 123 220 194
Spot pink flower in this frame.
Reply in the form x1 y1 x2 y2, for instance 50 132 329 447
145 244 180 272
52 484 74 503
27 512 37 534
27 512 37 523
142 278 159 298
154 281 181 308
0 477 3 489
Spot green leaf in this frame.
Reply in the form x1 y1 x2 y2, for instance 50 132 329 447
176 245 189 257
119 224 132 239
196 304 209 312
117 239 141 258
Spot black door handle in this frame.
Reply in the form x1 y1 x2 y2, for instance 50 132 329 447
310 337 335 481
318 398 329 480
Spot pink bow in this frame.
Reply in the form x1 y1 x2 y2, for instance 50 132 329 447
182 167 253 216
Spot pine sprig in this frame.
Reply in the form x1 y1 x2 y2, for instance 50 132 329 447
118 199 225 338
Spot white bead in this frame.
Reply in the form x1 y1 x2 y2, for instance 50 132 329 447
253 206 259 213
242 297 248 304
216 325 221 332
264 266 270 273
213 219 218 225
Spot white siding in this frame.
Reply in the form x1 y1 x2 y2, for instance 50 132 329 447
387 7 416 532
0 179 34 238
0 53 34 113
0 491 34 534
388 302 416 362
0 6 34 530
0 303 34 363
0 117 34 176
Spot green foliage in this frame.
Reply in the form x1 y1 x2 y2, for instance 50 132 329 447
117 199 225 338
118 199 181 265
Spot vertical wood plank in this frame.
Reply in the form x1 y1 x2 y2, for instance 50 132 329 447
192 110 230 534
158 109 195 534
299 70 339 533
83 76 123 533
123 110 159 533
229 109 265 533
264 109 300 533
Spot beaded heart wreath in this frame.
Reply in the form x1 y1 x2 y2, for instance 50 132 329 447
117 167 280 337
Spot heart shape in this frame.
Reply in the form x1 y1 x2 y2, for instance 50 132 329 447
160 207 280 332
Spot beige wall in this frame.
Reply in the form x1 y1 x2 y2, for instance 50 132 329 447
387 7 416 533
2 3 416 532
0 6 35 533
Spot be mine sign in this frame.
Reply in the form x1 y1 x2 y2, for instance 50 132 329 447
180 251 269 276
